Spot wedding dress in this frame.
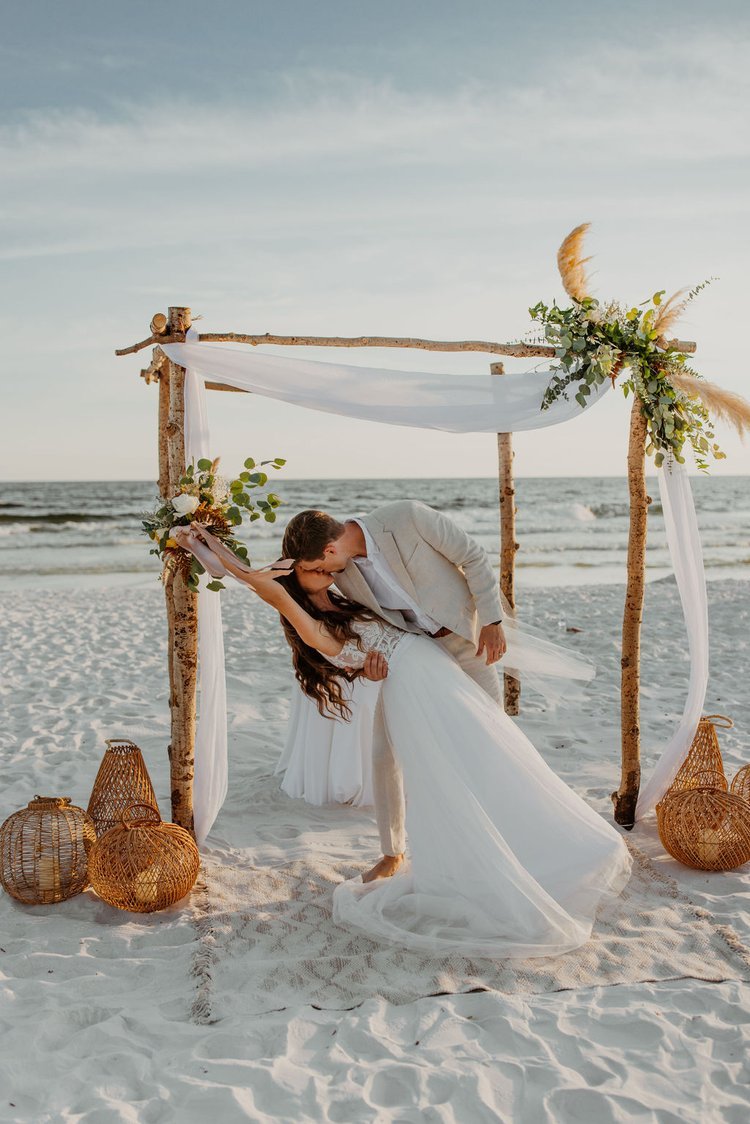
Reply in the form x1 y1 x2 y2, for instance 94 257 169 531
276 680 378 806
327 619 632 959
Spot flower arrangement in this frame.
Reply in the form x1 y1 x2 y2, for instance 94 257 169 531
142 455 285 591
532 224 750 472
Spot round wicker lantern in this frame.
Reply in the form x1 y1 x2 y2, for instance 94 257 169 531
656 788 750 871
730 765 750 805
88 804 200 913
87 738 159 837
0 796 96 904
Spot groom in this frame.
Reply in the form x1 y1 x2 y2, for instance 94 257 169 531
282 500 507 881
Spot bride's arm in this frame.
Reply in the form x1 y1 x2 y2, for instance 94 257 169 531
249 575 344 660
186 526 344 659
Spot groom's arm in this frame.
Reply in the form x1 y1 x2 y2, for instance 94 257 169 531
408 501 503 626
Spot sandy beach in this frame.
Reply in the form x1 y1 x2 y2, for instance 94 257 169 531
1 575 749 1121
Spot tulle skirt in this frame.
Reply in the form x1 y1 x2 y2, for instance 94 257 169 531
276 679 379 806
333 635 632 959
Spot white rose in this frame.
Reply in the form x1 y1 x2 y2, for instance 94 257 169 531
171 493 200 515
152 526 170 540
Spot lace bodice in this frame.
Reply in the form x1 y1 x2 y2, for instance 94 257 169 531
326 619 407 669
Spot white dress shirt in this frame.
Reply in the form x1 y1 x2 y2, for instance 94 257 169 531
348 518 441 635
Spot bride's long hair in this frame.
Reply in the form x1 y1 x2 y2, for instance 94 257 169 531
276 570 377 719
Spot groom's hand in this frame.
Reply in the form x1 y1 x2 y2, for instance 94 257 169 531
362 651 389 681
477 622 506 665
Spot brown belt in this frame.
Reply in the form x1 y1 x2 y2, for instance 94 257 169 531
430 626 452 639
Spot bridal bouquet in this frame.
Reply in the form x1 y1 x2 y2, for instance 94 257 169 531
142 455 285 592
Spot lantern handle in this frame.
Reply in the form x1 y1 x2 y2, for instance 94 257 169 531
704 714 734 729
120 802 162 830
104 737 141 751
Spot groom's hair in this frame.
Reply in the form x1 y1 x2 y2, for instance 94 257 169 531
282 510 346 562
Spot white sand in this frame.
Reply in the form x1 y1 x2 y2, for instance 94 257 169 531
1 577 749 1122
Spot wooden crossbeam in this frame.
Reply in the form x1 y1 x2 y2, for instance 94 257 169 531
117 325 698 360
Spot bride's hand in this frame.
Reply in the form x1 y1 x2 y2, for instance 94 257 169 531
171 524 194 547
189 523 216 545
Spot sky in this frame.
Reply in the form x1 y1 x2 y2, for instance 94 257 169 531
1 0 749 480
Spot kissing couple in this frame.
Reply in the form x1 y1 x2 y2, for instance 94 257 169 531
176 499 631 959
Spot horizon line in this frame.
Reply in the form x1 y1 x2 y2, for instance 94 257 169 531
3 473 749 485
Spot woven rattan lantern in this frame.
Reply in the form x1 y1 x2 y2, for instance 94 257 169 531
87 738 159 837
0 796 96 904
669 715 733 794
656 788 750 871
655 714 750 871
88 803 200 913
730 765 750 804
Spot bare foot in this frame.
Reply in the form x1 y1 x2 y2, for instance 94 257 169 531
362 853 405 883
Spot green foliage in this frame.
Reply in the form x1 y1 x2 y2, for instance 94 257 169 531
141 452 287 592
532 282 723 472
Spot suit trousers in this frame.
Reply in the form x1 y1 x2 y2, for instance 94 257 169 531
372 631 503 856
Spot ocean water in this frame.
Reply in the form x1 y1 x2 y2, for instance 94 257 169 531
0 477 748 590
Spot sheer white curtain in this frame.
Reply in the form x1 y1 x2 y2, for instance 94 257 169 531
183 360 228 844
635 458 709 817
163 335 708 841
163 336 613 432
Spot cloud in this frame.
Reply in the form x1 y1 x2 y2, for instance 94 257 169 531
1 31 748 276
2 22 749 479
2 30 749 184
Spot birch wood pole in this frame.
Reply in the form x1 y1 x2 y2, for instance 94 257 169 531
163 306 198 834
490 362 521 715
157 358 171 500
156 355 176 782
612 396 650 828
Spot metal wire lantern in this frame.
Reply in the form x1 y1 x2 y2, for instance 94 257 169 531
656 788 750 871
87 738 159 837
0 796 96 904
87 803 200 913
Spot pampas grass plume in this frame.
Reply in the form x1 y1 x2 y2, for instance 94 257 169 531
669 372 750 439
654 289 689 338
557 223 593 303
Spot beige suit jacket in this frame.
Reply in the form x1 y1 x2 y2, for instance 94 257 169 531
333 500 502 645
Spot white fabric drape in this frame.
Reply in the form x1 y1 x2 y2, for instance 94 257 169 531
163 335 708 841
635 457 709 818
183 356 228 845
162 339 613 432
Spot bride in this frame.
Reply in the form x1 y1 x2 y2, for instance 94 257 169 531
177 524 632 960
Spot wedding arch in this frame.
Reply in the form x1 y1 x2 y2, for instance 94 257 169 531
116 227 749 846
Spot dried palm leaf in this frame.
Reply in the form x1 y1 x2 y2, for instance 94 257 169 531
669 372 750 437
557 223 593 303
193 503 232 535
